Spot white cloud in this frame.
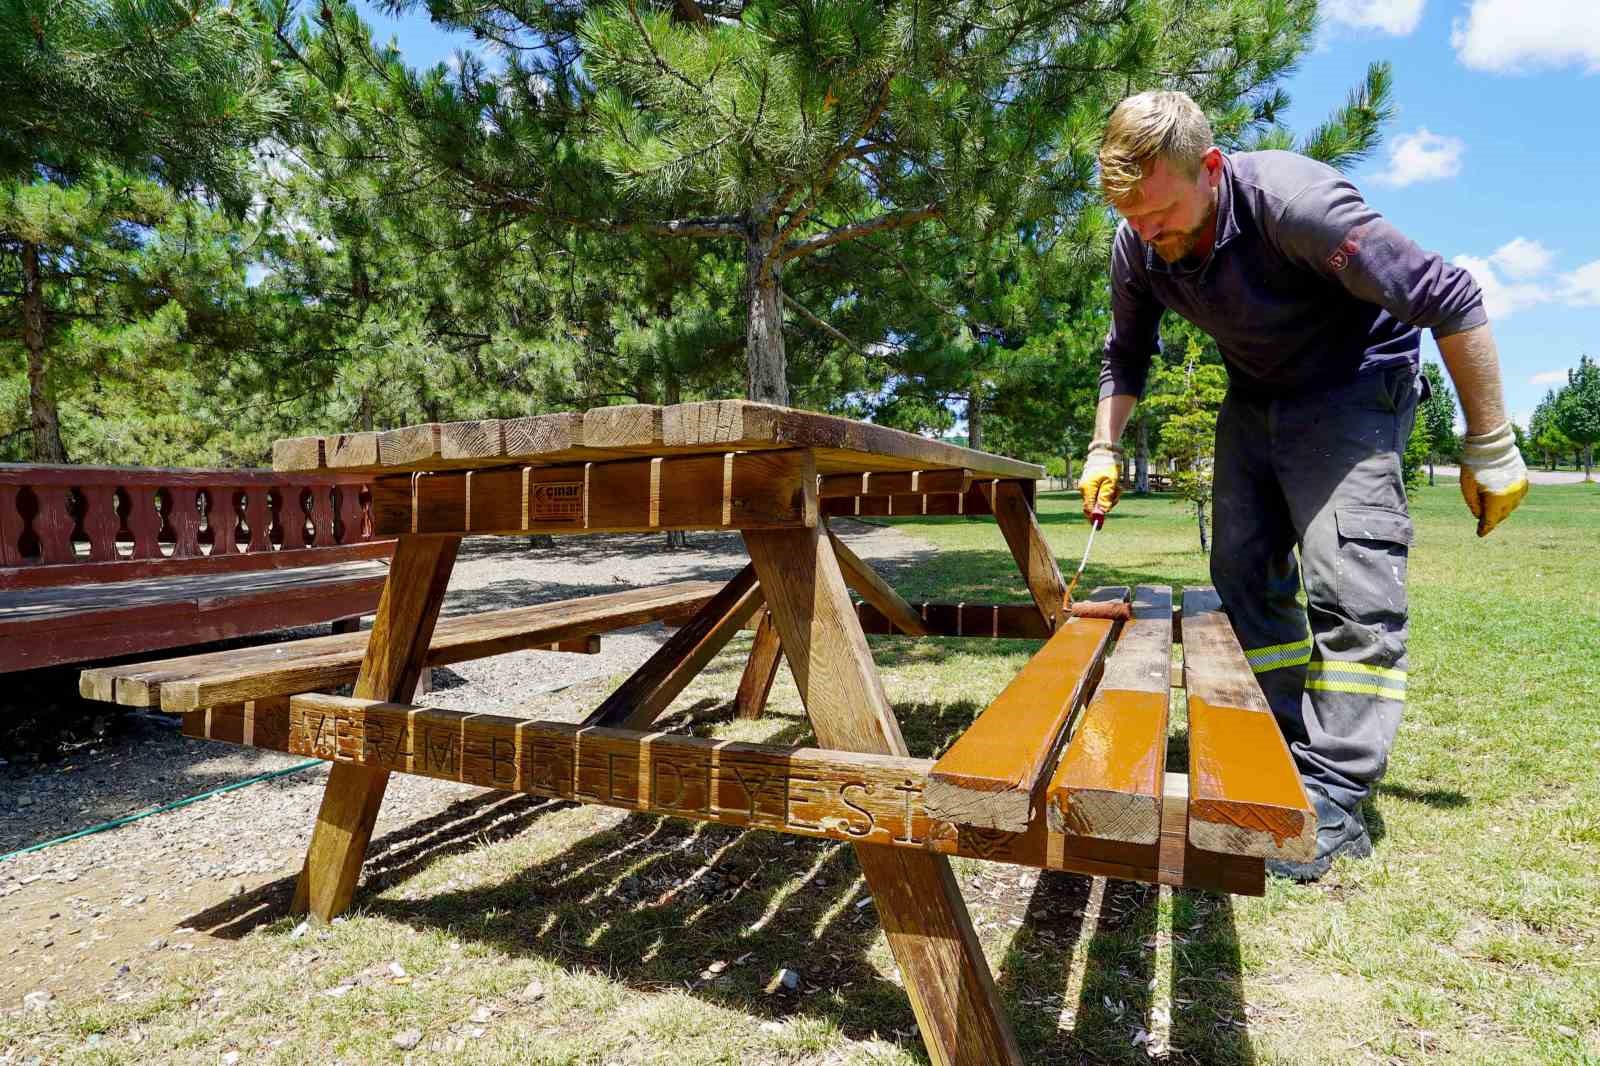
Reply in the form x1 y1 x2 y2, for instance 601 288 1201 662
1559 259 1600 306
1453 244 1600 318
1452 254 1550 318
1489 237 1555 281
1377 128 1464 187
1453 0 1600 74
1323 0 1426 35
1530 370 1570 386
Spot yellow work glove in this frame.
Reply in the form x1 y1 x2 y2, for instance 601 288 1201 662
1458 420 1529 537
1076 441 1123 521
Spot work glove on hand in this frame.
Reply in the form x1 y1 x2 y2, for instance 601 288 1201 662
1458 421 1529 537
1076 441 1124 522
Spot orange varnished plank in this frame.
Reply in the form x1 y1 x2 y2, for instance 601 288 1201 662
1180 587 1316 860
923 588 1126 833
1047 586 1173 844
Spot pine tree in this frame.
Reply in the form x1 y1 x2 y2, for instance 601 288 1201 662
0 0 289 461
284 0 1324 407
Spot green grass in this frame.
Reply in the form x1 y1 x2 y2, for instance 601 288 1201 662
4 483 1597 1064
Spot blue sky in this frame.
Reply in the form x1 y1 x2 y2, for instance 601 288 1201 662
351 0 1599 429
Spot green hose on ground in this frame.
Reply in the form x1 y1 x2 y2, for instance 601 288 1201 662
0 759 322 863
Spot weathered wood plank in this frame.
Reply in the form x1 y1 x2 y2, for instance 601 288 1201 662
502 412 583 459
985 479 1068 632
827 527 929 637
272 436 323 471
1047 586 1173 844
81 580 724 710
584 566 765 730
735 608 784 720
924 588 1125 833
325 432 380 469
745 525 1022 1066
279 403 1044 481
1180 587 1317 861
377 423 443 467
293 534 460 921
440 420 505 462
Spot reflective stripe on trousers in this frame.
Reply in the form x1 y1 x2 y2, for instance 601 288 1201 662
1210 365 1419 811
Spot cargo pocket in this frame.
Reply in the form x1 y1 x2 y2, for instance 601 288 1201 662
1334 506 1411 623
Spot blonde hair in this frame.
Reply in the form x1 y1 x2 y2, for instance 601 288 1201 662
1098 91 1213 203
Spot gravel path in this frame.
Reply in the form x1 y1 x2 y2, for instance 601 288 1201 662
0 521 938 1007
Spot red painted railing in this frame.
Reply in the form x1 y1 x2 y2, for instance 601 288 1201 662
0 465 392 590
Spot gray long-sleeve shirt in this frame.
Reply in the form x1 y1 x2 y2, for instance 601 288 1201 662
1100 150 1486 399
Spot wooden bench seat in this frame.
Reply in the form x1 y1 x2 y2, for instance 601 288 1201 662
79 580 724 711
3 561 389 673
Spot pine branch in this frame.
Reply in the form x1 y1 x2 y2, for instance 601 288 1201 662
771 75 895 251
782 292 872 359
778 204 941 262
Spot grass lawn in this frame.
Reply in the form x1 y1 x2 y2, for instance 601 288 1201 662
4 482 1597 1064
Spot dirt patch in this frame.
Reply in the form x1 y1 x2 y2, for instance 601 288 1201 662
0 521 938 1009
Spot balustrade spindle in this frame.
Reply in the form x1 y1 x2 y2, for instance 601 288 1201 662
168 486 203 557
0 485 22 566
280 488 309 549
126 486 164 559
80 485 122 562
245 488 273 553
310 486 335 547
32 485 77 564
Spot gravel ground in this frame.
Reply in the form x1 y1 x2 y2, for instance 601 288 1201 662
0 520 937 1007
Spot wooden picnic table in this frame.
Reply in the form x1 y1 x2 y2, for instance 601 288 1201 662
83 400 1315 1066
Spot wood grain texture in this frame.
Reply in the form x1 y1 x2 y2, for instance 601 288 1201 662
274 402 1043 480
440 420 505 462
377 423 442 467
82 580 724 710
271 436 324 471
745 525 1022 1066
325 432 380 469
1180 587 1317 861
292 535 459 920
584 566 765 730
924 588 1125 833
735 608 783 720
502 412 583 459
986 480 1068 632
1047 586 1173 844
827 527 929 637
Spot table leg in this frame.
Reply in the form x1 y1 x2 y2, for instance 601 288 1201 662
744 526 1021 1066
734 607 783 720
986 481 1067 631
292 534 461 920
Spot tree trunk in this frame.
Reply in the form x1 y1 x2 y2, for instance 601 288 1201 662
1586 444 1594 483
1196 498 1209 553
1428 455 1435 486
744 220 787 406
967 386 983 450
1135 416 1150 494
21 242 68 464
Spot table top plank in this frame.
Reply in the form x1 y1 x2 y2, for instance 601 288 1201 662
274 401 1043 481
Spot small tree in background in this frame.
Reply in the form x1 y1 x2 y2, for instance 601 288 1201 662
1555 355 1600 482
1419 360 1457 485
1529 389 1572 471
1146 337 1227 551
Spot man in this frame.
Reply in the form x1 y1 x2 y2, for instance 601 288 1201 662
1077 90 1528 881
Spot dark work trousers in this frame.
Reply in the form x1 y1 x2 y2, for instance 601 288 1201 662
1209 365 1421 813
